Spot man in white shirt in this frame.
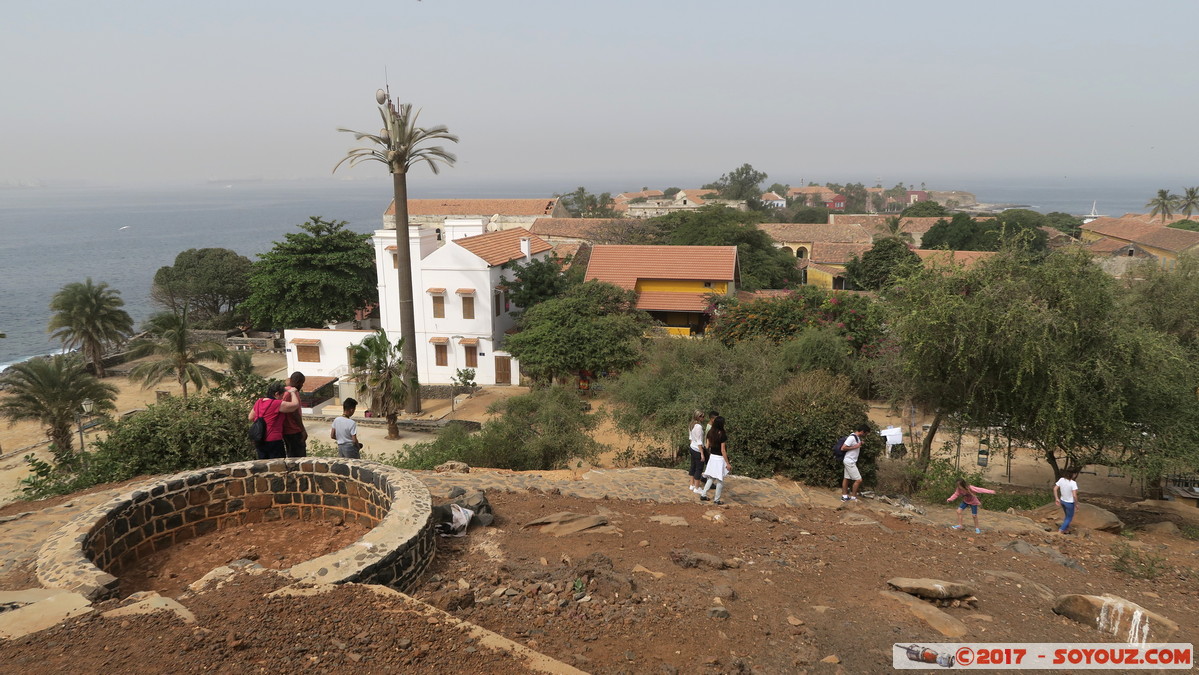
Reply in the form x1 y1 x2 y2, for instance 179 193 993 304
331 398 363 459
840 424 870 502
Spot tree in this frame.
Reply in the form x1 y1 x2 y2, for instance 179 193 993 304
151 248 252 328
1167 219 1199 232
501 255 576 312
1044 212 1083 238
650 206 799 290
336 89 459 415
705 163 768 201
504 281 654 384
705 287 882 354
788 205 831 224
128 311 229 400
767 182 790 199
1146 189 1180 223
845 237 920 291
559 187 619 218
922 213 1046 252
0 355 117 464
840 182 869 213
882 216 913 243
242 217 377 330
901 201 947 217
1120 253 1199 351
348 329 407 440
47 279 134 378
1179 187 1199 219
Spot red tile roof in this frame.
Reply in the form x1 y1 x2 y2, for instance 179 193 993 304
758 223 872 244
787 186 836 197
454 228 553 267
386 198 560 217
914 249 997 268
635 291 711 313
1085 237 1129 254
1083 216 1199 252
300 376 338 393
614 190 664 202
799 259 845 277
530 218 640 240
761 192 784 201
678 189 717 206
810 242 872 263
585 245 738 290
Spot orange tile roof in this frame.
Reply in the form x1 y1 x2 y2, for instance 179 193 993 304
551 241 583 261
635 291 711 313
1082 216 1165 241
811 242 872 263
614 190 664 202
758 223 873 244
829 214 976 236
453 228 553 267
914 249 998 268
787 186 836 196
300 376 338 393
385 198 560 217
289 338 322 346
761 192 784 201
799 259 846 277
1136 227 1199 252
678 189 717 205
426 287 446 294
455 288 475 294
428 337 449 344
1085 237 1129 254
458 337 479 346
530 218 641 240
1082 216 1199 252
585 245 738 290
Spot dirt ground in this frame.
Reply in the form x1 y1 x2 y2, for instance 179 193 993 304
3 489 1198 673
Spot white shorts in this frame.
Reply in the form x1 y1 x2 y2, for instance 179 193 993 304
843 461 861 481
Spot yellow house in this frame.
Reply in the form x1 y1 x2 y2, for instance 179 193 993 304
585 245 739 336
1080 214 1199 268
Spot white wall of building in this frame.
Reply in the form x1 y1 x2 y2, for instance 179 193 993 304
283 328 378 380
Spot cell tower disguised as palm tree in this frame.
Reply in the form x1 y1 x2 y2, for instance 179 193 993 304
1146 189 1181 223
335 88 459 414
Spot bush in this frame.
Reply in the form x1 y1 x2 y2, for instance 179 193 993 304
21 394 254 499
1111 541 1166 579
387 386 605 471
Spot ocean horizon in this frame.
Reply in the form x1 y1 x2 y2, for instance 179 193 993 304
0 176 1179 369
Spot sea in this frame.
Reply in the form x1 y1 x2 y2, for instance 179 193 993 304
0 176 1168 369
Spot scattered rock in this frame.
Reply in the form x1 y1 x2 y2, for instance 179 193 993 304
750 510 780 522
0 592 93 639
669 548 728 570
1002 539 1086 571
435 461 470 474
631 565 665 580
1054 594 1178 643
880 591 969 638
1140 521 1181 536
821 654 840 664
638 540 649 547
523 512 612 536
708 606 730 619
787 615 804 626
982 570 1055 602
711 585 737 599
964 614 993 622
102 593 196 624
886 578 977 600
649 515 689 527
1030 502 1124 533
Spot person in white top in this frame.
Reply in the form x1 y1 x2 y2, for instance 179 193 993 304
687 410 707 494
331 398 363 459
840 424 869 501
1053 469 1080 534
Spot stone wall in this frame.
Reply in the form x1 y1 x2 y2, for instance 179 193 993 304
36 459 434 601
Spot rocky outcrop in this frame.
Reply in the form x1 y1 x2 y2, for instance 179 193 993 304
982 570 1055 602
1139 521 1181 536
880 590 969 638
1002 539 1086 571
1054 594 1178 644
887 578 976 600
1030 502 1123 533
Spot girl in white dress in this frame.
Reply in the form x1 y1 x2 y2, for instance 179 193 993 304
699 416 730 505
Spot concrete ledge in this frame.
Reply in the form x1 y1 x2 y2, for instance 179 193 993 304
35 459 434 601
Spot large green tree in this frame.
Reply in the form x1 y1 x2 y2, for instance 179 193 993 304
559 187 619 218
504 281 654 384
845 237 920 291
901 201 947 217
336 89 458 415
128 311 229 400
151 248 253 328
1147 189 1180 223
47 279 134 378
348 329 407 440
704 163 768 201
922 213 1046 252
0 355 117 463
1177 187 1199 219
242 217 377 330
1120 253 1199 351
501 255 577 312
650 206 799 290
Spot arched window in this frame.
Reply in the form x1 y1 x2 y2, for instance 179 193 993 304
796 247 808 259
435 228 443 241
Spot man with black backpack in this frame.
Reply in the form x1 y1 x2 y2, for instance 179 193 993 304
839 424 870 502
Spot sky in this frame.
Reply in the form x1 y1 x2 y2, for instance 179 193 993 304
3 0 1198 194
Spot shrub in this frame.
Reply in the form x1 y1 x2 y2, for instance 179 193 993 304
1111 541 1166 579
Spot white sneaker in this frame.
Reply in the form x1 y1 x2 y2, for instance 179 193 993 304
690 486 700 493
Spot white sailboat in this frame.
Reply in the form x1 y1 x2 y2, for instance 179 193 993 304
1081 201 1106 224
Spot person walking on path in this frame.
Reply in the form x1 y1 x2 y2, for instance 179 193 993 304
1053 469 1080 534
698 416 730 505
947 479 996 533
282 371 308 458
249 382 300 460
840 424 869 501
687 410 707 494
332 397 363 459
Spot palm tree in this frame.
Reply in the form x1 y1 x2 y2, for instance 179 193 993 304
883 215 914 243
128 311 228 400
0 355 117 464
335 89 458 414
348 329 407 440
47 279 134 378
1146 189 1180 223
1177 187 1199 219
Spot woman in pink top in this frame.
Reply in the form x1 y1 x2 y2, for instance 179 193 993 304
947 479 996 533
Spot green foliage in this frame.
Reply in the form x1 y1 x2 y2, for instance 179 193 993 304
21 394 253 499
663 187 681 198
786 205 831 224
0 355 118 464
922 213 1047 252
985 490 1054 512
1178 187 1199 219
901 201 947 217
211 368 272 405
453 368 477 390
504 281 654 384
777 326 856 378
844 237 921 291
128 311 229 400
1111 541 1167 579
47 278 134 378
151 248 252 328
1044 212 1083 238
349 329 407 439
1167 219 1199 232
912 458 984 505
242 217 376 330
1146 188 1180 223
390 386 603 471
705 163 767 201
706 287 882 354
501 255 576 312
643 205 797 290
559 187 619 218
1179 523 1199 540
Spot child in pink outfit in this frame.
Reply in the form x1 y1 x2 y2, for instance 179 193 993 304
947 479 996 533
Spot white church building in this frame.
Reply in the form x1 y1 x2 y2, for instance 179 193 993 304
284 218 553 400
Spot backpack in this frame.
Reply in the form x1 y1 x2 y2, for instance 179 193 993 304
832 435 848 462
248 399 268 443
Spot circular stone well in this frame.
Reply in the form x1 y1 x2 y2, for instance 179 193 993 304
36 459 434 601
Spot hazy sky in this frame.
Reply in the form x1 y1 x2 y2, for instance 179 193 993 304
3 1 1198 192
